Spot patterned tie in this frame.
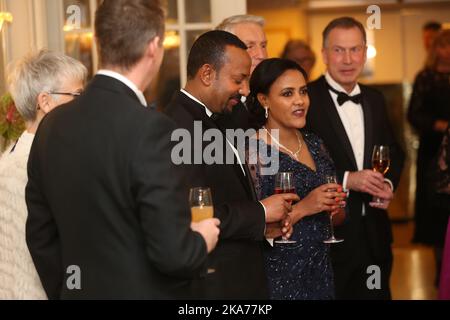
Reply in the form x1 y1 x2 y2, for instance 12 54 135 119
327 83 362 106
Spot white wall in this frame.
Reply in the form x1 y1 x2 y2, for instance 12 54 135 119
4 0 49 66
211 0 246 25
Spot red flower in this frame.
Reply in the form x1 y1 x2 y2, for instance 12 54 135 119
1 93 25 148
6 104 16 123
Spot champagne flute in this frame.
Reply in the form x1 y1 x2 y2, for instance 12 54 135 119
189 187 215 273
371 145 390 203
273 172 297 244
323 175 344 244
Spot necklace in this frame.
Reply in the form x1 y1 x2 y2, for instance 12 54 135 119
263 126 303 159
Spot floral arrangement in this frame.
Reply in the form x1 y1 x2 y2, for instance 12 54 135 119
0 92 25 152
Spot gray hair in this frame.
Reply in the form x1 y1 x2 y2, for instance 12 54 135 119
8 49 87 122
216 14 265 34
281 39 313 59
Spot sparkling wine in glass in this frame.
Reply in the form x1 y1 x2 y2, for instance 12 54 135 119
189 187 215 273
189 187 214 222
371 145 390 203
273 172 297 244
323 175 344 244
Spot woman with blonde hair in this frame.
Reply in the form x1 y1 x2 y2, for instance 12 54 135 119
0 50 86 299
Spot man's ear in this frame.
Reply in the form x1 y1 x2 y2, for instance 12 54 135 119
363 45 368 63
146 36 161 59
321 47 328 66
257 93 268 107
36 92 52 114
199 64 216 86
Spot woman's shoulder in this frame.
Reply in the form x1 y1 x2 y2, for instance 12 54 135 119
302 129 324 146
302 129 334 161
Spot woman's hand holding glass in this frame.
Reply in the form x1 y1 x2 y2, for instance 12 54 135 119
322 175 345 244
291 183 346 222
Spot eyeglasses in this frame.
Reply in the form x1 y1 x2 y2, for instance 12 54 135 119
36 90 83 110
49 91 82 97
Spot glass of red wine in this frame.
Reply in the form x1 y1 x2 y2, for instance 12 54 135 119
273 172 297 244
323 175 344 244
371 145 390 203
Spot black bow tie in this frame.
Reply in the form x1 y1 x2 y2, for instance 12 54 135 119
327 83 362 106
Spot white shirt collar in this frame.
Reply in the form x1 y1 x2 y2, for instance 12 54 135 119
325 72 361 96
97 69 148 107
180 89 213 117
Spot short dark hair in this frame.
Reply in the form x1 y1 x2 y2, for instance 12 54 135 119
187 30 247 79
322 17 366 48
248 58 308 129
423 21 442 32
95 0 165 70
426 29 450 70
281 39 312 59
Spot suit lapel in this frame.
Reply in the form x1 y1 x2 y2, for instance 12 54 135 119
318 77 358 170
361 89 374 169
243 164 258 201
217 121 256 200
176 92 254 198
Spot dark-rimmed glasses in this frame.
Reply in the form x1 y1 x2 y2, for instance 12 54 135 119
49 91 82 97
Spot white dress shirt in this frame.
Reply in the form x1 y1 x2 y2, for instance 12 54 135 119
97 70 148 107
325 73 393 215
325 72 367 215
325 72 365 190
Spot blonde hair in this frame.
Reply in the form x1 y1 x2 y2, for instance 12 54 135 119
8 49 87 122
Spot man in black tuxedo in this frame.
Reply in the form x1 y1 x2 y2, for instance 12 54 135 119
306 17 404 299
164 30 298 299
25 0 219 300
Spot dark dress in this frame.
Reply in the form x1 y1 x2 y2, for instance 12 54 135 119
408 69 450 245
247 130 335 300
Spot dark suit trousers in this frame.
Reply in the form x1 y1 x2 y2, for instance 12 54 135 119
333 216 393 300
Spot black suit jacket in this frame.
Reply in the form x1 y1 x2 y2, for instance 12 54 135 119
306 76 405 265
164 91 268 299
215 100 251 131
25 75 208 299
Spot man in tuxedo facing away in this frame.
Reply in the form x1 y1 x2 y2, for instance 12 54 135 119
25 0 220 300
164 30 299 299
306 17 404 299
215 15 268 130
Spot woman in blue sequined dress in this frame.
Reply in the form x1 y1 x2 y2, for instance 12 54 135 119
246 58 346 300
